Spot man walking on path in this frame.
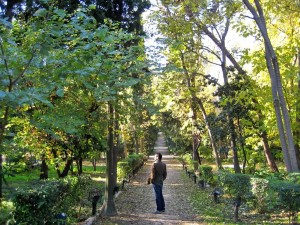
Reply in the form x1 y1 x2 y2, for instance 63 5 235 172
150 152 167 214
95 132 204 224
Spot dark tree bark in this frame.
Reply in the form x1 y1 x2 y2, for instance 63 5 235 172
261 131 279 173
102 102 117 216
92 159 97 171
76 157 83 175
243 0 299 172
59 158 73 178
294 51 300 169
0 154 3 201
228 116 241 173
237 117 247 174
40 158 49 180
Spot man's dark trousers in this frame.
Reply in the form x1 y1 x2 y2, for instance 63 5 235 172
153 183 165 211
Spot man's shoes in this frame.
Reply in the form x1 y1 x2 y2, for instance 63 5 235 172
154 210 163 214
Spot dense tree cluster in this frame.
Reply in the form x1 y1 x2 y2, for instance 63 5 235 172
150 0 300 173
1 0 300 220
0 0 154 216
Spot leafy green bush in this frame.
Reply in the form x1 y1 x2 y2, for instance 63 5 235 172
286 173 300 184
270 180 300 221
0 200 15 224
117 153 145 181
218 172 251 199
138 153 148 163
13 175 92 225
117 161 132 181
128 154 144 171
182 153 193 170
250 177 278 213
218 172 251 221
199 165 213 184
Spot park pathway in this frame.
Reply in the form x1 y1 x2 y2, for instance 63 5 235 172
95 132 205 225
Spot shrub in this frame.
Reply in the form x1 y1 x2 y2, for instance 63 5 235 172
127 154 143 172
270 180 300 222
182 153 193 170
218 172 251 221
250 177 278 213
0 201 15 224
117 161 132 181
218 172 251 199
199 165 213 184
117 153 145 181
286 173 300 184
13 175 92 225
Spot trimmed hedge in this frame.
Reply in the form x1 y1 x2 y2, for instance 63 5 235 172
199 165 213 184
117 153 146 181
218 172 251 199
13 175 92 225
215 171 300 222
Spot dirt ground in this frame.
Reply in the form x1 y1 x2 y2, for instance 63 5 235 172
94 133 206 225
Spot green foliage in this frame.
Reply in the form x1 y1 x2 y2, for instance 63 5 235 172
0 201 15 224
117 153 146 181
218 172 251 199
286 173 300 184
182 153 193 169
13 175 93 225
250 177 278 213
270 180 300 216
199 165 213 183
253 168 286 180
117 161 132 181
199 146 214 160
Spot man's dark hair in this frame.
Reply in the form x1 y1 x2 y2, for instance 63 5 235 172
156 153 162 160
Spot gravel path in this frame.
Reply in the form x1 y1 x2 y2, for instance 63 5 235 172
95 133 205 225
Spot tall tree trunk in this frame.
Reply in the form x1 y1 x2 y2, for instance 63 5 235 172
228 116 241 173
92 158 97 171
59 158 72 178
243 0 299 172
252 98 279 172
77 157 83 175
0 106 9 202
194 96 222 169
134 131 139 154
237 117 247 173
103 102 117 216
220 18 241 174
0 154 3 201
187 7 243 173
261 130 279 172
180 51 222 169
113 110 120 188
191 98 199 162
40 158 49 180
295 51 300 169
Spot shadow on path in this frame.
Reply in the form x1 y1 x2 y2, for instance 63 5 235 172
95 132 205 225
